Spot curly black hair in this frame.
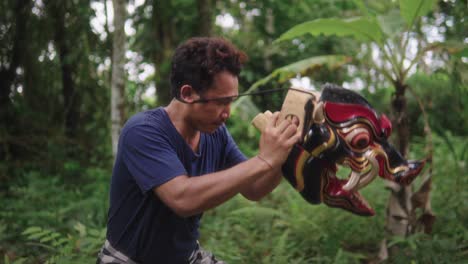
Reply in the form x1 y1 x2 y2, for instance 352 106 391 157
170 37 248 99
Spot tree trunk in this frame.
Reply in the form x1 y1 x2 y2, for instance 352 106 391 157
0 0 30 170
47 1 80 142
196 0 213 36
111 0 127 157
263 7 275 72
380 80 435 259
152 0 174 106
381 80 412 258
393 81 410 156
0 0 30 124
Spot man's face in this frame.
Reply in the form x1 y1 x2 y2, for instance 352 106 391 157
191 71 239 133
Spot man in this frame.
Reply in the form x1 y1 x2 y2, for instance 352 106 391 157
97 37 300 264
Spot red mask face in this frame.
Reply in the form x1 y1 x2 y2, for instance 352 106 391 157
282 84 425 216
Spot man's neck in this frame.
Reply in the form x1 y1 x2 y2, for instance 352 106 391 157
164 100 200 151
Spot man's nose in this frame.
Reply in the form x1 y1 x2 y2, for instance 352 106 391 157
221 105 231 119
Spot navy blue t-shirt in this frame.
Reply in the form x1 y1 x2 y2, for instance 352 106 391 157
106 107 246 263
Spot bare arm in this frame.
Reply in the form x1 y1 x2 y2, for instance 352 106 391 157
154 112 300 217
240 169 283 201
154 156 271 217
240 113 301 201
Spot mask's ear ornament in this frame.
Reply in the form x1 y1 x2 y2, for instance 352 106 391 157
252 84 425 216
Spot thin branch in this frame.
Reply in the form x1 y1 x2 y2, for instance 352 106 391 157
401 43 440 80
406 84 434 233
399 31 411 74
382 40 403 79
369 60 395 83
406 85 433 166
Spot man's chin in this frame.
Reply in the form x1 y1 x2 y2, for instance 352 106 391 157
201 124 222 133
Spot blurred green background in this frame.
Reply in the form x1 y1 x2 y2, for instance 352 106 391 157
0 0 466 263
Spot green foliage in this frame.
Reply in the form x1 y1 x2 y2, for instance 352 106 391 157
274 0 461 89
20 223 105 263
399 0 438 27
0 165 109 262
226 110 260 158
406 72 468 137
1 0 466 263
195 132 468 263
223 0 357 110
1 105 466 264
277 17 384 45
233 55 351 111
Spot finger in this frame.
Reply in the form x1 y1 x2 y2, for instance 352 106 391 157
276 118 293 133
291 115 300 126
281 122 299 139
267 111 280 129
264 110 273 118
285 130 302 146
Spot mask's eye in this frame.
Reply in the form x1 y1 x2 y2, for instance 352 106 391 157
344 128 371 150
351 133 370 149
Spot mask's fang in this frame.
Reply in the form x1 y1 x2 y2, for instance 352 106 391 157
342 170 361 191
356 152 379 190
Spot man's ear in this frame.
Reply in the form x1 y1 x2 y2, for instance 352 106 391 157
180 85 197 103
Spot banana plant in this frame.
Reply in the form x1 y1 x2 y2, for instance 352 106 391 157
232 55 351 120
273 0 465 259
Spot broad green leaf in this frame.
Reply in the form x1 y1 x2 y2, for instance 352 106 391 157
353 0 370 17
399 0 437 27
274 55 352 84
232 55 351 110
276 17 384 45
377 9 405 38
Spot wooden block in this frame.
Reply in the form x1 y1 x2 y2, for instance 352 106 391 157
251 88 319 136
251 111 273 132
278 87 318 135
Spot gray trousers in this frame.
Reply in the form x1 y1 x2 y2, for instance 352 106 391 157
188 243 226 264
96 240 226 264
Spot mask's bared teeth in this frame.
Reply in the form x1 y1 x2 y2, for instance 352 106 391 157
357 153 379 190
356 170 377 190
343 171 360 191
323 176 375 216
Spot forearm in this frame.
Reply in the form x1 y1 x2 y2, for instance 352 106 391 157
241 168 282 201
155 156 271 217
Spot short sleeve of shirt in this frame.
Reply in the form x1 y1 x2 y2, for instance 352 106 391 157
121 124 187 193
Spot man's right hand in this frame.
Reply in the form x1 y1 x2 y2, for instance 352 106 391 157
258 111 301 170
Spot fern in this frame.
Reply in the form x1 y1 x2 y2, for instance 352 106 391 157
3 255 28 264
21 223 106 263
